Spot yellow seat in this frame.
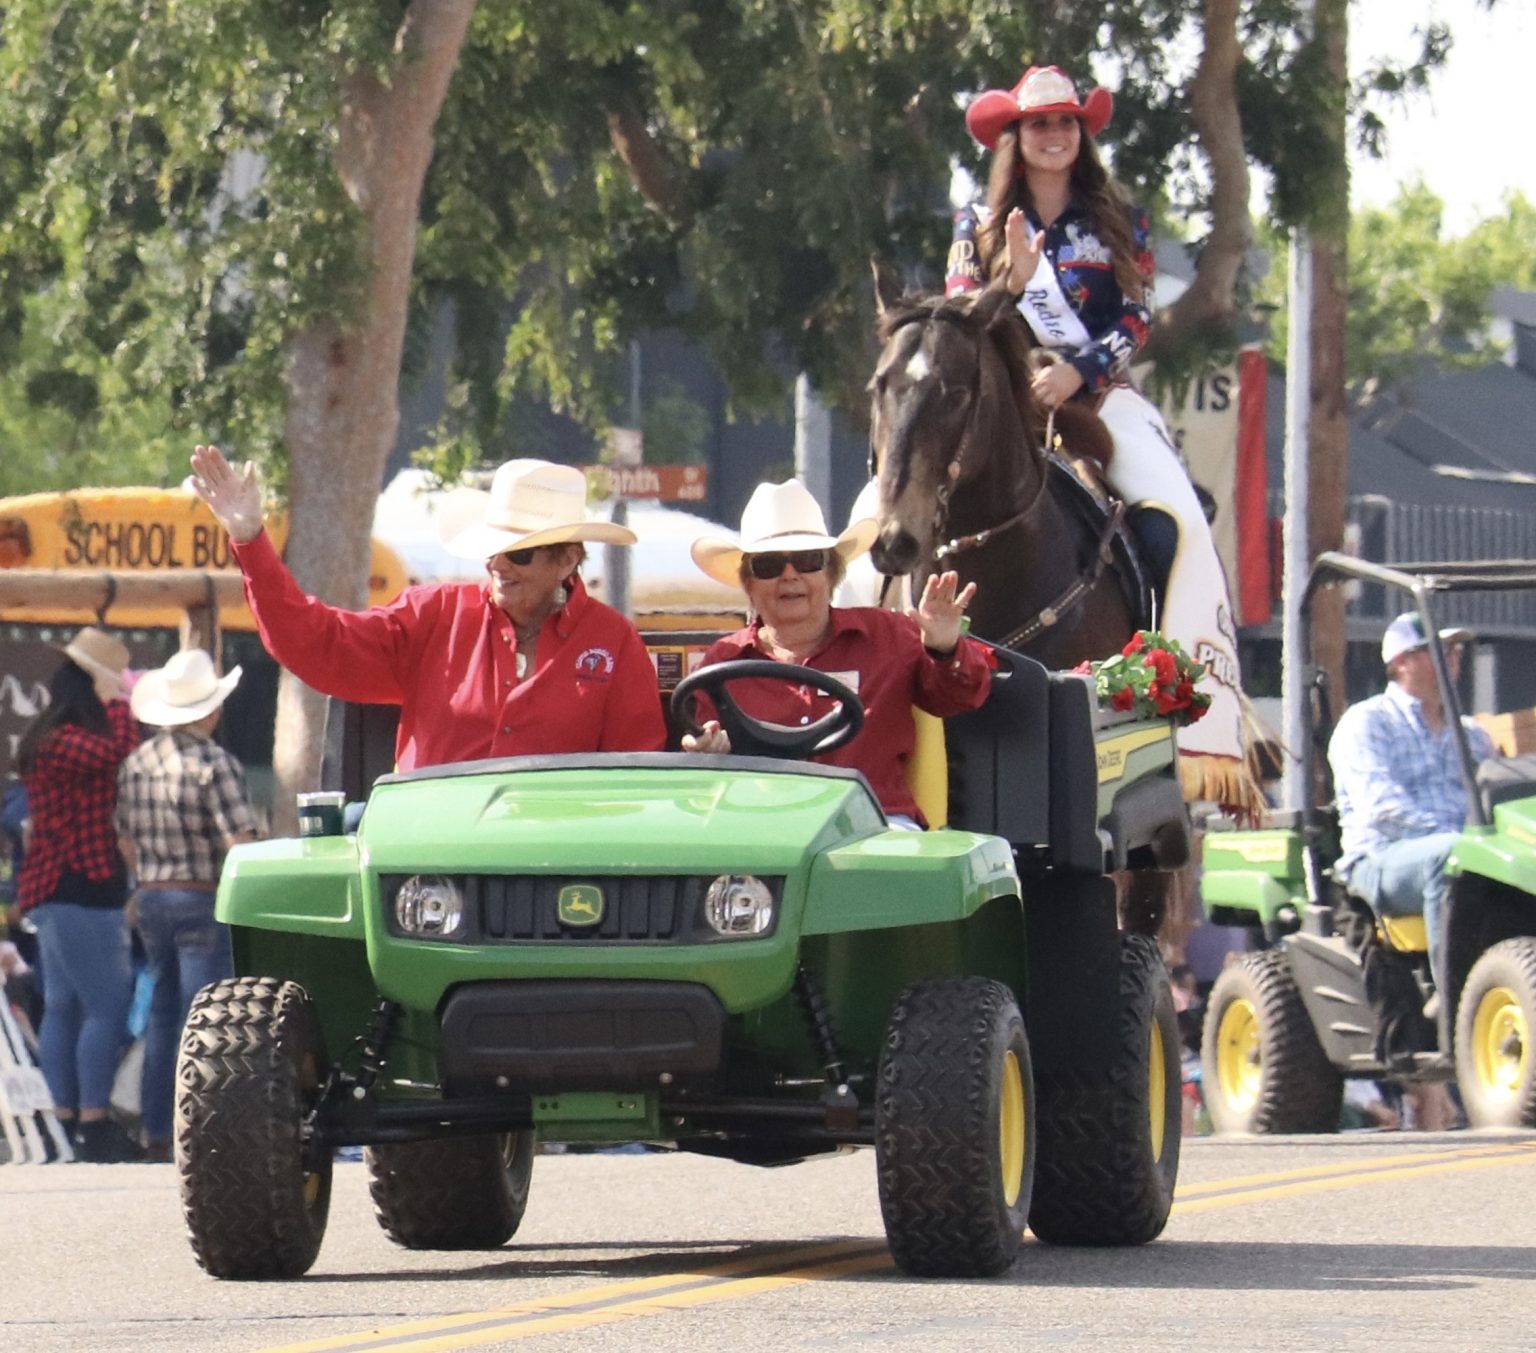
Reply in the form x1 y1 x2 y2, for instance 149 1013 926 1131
1378 914 1428 953
905 708 948 829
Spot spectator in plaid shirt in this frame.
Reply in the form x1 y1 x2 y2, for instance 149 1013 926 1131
16 627 143 1162
1329 613 1495 999
116 647 259 1161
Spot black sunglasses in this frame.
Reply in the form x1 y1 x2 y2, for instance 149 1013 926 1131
491 546 542 567
748 549 829 580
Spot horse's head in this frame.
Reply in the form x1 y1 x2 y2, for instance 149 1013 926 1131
868 288 1039 579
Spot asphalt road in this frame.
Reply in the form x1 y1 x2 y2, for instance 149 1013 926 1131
5 1131 1536 1353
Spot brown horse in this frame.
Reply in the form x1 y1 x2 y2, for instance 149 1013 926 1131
869 285 1190 937
868 286 1145 671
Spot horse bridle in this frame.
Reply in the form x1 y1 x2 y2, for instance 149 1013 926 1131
928 405 1127 649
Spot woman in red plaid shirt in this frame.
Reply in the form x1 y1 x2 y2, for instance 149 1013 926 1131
16 628 144 1162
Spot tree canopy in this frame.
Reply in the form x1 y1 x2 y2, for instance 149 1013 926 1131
0 0 1468 497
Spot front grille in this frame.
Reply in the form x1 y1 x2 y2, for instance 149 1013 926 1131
381 874 783 944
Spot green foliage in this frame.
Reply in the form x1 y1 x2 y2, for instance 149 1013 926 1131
1254 184 1536 399
0 0 1483 495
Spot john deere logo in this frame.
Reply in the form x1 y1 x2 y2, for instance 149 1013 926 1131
557 884 604 927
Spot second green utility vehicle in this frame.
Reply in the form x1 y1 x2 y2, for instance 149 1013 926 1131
1200 554 1536 1133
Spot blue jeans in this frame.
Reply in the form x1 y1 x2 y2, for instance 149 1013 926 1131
1347 831 1459 990
135 888 234 1142
32 904 134 1113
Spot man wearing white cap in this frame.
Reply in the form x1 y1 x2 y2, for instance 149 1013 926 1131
187 444 665 771
116 647 262 1160
1329 612 1495 1000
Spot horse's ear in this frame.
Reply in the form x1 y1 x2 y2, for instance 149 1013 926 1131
871 257 902 315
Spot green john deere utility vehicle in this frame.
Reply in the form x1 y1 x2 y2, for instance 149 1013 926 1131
1201 554 1536 1134
175 644 1190 1280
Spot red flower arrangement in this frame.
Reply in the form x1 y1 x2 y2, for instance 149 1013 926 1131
1073 630 1211 726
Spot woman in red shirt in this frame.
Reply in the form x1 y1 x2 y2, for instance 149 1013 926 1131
683 480 991 827
16 627 143 1162
188 446 666 771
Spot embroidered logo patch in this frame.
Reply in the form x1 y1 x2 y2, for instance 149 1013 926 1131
575 647 615 681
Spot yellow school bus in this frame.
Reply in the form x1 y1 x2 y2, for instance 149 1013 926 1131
0 486 409 630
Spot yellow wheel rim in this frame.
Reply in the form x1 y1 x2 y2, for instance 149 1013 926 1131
1472 985 1529 1100
1148 1024 1168 1161
998 1049 1027 1208
300 1049 323 1206
1215 996 1262 1112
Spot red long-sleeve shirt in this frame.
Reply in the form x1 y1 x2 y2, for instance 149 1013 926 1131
18 700 141 911
695 607 993 824
232 531 665 771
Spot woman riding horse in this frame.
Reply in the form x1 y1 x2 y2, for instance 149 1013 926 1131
943 64 1252 812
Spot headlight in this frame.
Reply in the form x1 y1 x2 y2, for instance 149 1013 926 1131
394 875 465 938
703 874 774 936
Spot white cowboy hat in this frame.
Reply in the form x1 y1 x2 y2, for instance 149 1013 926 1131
130 648 243 727
690 480 877 589
443 459 636 560
58 627 130 685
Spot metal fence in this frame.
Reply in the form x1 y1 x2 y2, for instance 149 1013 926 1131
1287 494 1536 636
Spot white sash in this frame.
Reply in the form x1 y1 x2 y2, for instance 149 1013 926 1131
1014 254 1092 351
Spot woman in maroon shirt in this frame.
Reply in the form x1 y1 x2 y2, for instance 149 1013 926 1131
17 627 143 1162
683 480 991 827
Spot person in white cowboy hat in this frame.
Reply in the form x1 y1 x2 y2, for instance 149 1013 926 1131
187 444 665 771
1329 613 1494 1013
116 647 262 1161
682 479 991 828
14 626 143 1162
945 62 1251 814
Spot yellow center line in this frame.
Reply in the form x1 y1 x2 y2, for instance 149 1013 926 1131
1174 1142 1536 1214
1177 1139 1536 1198
250 1240 890 1353
250 1141 1536 1353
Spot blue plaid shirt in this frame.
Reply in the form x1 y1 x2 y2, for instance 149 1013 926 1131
1329 682 1495 877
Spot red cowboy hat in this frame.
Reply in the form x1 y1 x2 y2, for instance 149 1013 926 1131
965 65 1114 149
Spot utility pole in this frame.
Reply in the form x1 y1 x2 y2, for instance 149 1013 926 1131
605 340 640 618
794 373 833 516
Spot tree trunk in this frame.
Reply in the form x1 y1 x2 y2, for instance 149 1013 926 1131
1307 0 1351 705
1141 0 1251 359
270 0 478 832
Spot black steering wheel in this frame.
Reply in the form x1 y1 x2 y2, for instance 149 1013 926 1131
671 660 864 760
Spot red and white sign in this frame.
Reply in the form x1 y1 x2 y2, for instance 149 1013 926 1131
584 464 709 503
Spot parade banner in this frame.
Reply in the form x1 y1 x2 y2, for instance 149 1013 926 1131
1155 347 1270 626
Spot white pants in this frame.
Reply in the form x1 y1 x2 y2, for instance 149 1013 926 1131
1098 387 1249 802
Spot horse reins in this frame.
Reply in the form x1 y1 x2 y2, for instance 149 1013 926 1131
927 404 1126 648
933 407 1056 563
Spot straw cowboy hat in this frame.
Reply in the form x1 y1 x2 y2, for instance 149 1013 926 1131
443 459 636 561
58 627 130 686
965 65 1114 150
131 648 243 727
691 480 877 589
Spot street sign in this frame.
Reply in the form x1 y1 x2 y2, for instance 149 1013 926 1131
583 464 709 503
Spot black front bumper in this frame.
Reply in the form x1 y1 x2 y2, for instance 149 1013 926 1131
438 979 726 1094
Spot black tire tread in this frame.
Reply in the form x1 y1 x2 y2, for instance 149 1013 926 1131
1028 932 1182 1246
1199 949 1343 1135
876 976 1033 1278
176 977 332 1280
366 1133 535 1250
